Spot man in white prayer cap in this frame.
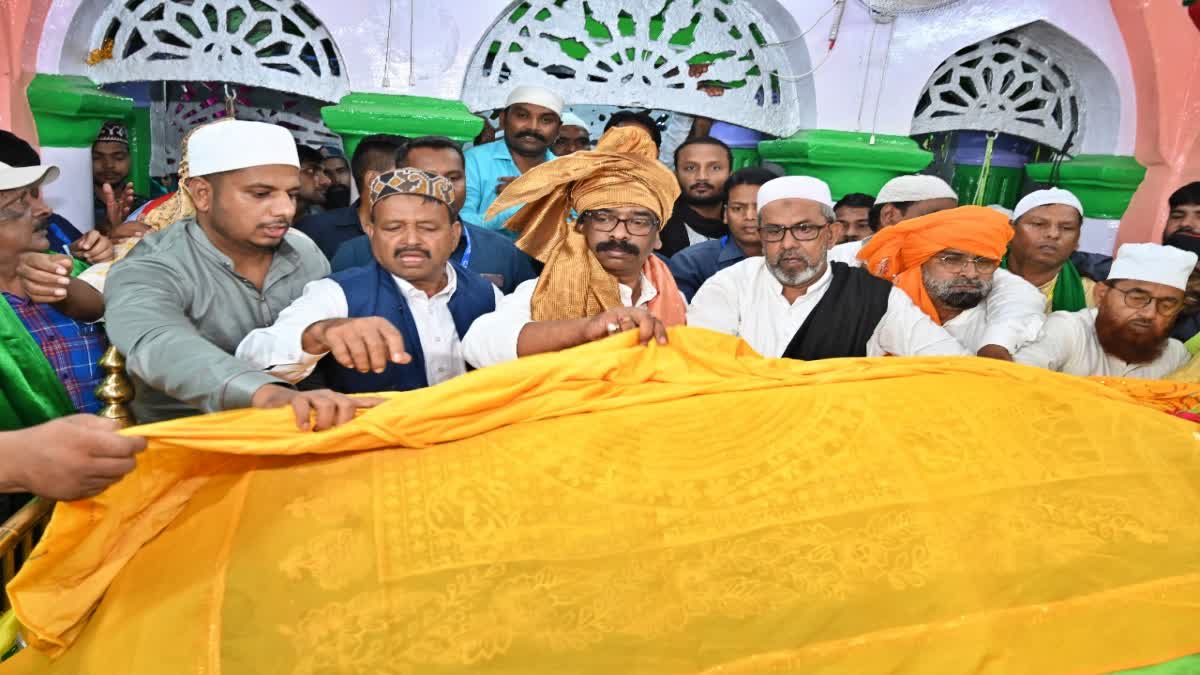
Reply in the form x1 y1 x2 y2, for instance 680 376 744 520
104 120 380 428
462 84 564 235
552 112 591 156
1002 188 1096 314
1014 243 1197 378
687 176 969 360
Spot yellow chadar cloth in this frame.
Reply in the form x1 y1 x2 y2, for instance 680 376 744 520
6 329 1200 674
486 126 685 324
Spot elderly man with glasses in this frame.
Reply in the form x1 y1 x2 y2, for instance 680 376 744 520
858 205 1046 360
1014 243 1195 378
687 176 969 360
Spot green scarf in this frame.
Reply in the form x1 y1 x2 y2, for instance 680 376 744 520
1001 254 1088 312
0 256 90 431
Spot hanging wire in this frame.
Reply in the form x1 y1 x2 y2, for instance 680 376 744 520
1048 128 1076 187
854 19 880 132
761 0 842 47
972 130 998 206
866 19 896 143
768 0 845 82
381 0 395 88
408 0 416 86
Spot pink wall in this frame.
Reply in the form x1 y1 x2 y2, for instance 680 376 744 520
0 0 49 146
1112 0 1200 246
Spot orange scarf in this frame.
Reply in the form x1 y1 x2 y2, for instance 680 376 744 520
857 205 1013 324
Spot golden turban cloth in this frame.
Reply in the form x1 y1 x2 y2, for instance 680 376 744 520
7 329 1200 674
485 126 686 325
857 205 1013 324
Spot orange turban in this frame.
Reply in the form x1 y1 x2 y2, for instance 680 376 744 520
485 126 686 325
857 205 1013 324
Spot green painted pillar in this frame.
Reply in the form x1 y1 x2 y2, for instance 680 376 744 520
321 93 484 160
26 74 133 231
757 129 933 200
1025 154 1146 220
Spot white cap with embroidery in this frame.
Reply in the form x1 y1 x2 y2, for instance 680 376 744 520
875 175 957 205
1012 188 1084 221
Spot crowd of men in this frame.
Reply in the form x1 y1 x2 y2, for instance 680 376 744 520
2 82 1200 514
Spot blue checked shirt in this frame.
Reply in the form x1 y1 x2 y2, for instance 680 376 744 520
3 293 107 414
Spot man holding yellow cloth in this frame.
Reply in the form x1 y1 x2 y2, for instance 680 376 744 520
859 205 1045 360
463 126 688 367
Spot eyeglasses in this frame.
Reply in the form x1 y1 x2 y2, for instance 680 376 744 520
757 223 826 242
1107 284 1184 316
581 210 659 236
932 253 999 274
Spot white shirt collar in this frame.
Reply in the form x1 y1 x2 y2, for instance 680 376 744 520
619 273 658 307
391 262 457 301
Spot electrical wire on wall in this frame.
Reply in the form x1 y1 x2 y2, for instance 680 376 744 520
766 0 845 82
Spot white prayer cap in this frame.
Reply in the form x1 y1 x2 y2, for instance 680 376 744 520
1012 188 1084 221
504 85 564 115
187 121 299 178
756 176 834 211
875 175 957 205
560 112 589 130
1109 243 1198 291
0 161 58 191
987 204 1014 219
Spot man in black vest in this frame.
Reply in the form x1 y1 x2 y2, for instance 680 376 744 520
688 176 969 360
237 168 501 393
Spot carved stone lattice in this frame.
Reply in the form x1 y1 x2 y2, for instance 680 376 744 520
149 84 340 176
463 0 804 137
912 32 1081 151
87 0 346 102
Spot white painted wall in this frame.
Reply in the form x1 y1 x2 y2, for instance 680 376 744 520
38 0 1134 152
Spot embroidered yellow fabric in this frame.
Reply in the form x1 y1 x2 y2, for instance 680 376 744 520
6 328 1200 674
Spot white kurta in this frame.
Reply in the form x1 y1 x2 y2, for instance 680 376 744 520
1013 308 1190 378
461 274 680 368
686 257 969 358
236 263 502 387
827 239 1045 353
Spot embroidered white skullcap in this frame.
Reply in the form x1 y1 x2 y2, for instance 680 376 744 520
560 112 589 130
504 85 564 116
187 121 299 177
1012 188 1084 221
1109 243 1198 291
0 161 58 191
756 176 834 211
875 175 957 205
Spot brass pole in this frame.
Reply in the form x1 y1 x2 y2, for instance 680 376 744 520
94 346 135 428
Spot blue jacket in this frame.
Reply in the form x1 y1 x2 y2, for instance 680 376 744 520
294 202 363 260
668 236 749 301
462 139 555 235
331 223 537 295
323 259 496 394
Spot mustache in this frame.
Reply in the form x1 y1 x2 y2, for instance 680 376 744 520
393 246 432 259
515 130 548 143
596 239 641 256
689 182 715 191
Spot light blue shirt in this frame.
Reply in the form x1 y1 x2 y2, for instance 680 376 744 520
463 139 555 238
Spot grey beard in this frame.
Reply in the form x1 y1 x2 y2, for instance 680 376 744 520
767 249 825 287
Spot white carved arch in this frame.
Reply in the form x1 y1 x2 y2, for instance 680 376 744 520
461 0 816 137
911 21 1120 153
77 0 349 103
